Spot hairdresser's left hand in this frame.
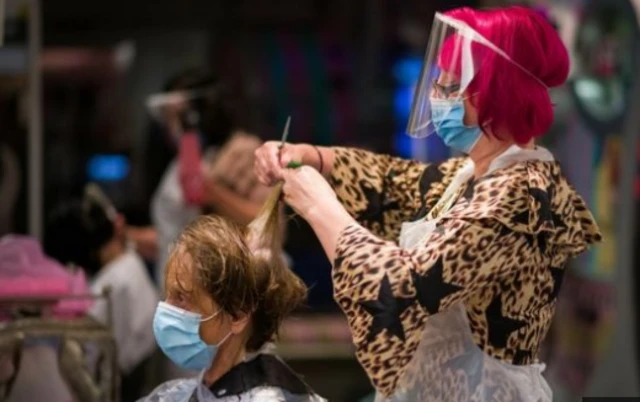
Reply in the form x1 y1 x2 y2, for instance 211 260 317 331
282 165 354 261
281 166 341 219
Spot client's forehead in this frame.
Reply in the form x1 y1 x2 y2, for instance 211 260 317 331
165 248 196 293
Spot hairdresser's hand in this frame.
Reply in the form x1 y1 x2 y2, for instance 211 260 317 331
282 166 354 260
254 142 309 186
281 165 341 220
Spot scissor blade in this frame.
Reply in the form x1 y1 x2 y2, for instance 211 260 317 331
279 116 291 148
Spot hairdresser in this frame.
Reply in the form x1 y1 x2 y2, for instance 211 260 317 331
147 68 273 287
255 6 602 401
140 215 325 402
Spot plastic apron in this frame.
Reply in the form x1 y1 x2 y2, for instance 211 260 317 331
379 145 554 402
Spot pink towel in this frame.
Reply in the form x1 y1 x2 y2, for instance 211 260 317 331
0 235 93 319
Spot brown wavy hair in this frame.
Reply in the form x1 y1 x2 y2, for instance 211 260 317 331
167 184 306 351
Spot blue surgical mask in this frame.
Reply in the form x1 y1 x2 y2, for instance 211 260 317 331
153 301 232 370
430 98 482 154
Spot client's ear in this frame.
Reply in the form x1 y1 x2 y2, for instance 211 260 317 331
231 313 251 334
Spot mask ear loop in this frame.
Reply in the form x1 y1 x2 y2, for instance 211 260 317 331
200 311 234 347
217 331 233 346
200 309 221 322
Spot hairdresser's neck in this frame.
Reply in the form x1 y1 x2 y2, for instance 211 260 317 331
203 343 247 387
468 133 534 178
99 238 126 268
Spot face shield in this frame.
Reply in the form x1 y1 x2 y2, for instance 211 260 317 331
407 12 546 138
145 86 219 130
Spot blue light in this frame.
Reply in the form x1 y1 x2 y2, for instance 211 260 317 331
393 55 423 158
394 132 413 159
392 55 451 162
87 155 130 182
393 85 416 123
392 57 423 84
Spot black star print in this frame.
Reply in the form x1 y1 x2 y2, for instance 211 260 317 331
512 209 530 226
498 224 537 250
497 224 512 239
359 182 400 231
419 164 445 194
512 182 570 236
523 233 537 249
549 266 564 300
413 165 445 220
359 274 414 342
485 295 527 349
412 207 429 222
530 186 567 231
462 179 476 202
513 349 533 365
537 232 548 255
551 210 567 230
529 188 552 230
411 257 463 315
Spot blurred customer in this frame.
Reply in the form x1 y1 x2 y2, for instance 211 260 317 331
147 68 272 287
141 215 324 401
44 183 159 401
140 68 216 223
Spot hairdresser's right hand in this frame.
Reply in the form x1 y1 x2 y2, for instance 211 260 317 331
254 142 308 186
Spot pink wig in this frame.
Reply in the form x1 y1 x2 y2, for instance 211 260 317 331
438 6 569 144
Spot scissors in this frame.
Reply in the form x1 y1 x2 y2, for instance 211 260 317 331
278 116 303 168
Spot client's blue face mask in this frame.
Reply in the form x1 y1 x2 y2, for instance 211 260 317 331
153 301 232 370
430 98 482 154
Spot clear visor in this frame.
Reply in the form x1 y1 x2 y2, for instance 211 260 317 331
407 13 539 137
145 86 218 125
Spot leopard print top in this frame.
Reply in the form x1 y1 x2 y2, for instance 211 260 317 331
328 147 602 397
